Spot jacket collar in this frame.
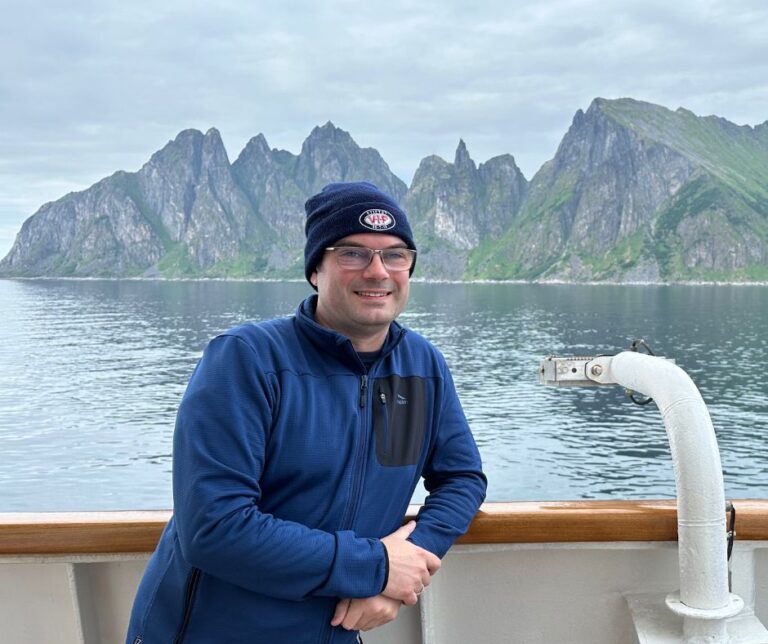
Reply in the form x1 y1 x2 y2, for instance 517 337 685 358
295 295 406 370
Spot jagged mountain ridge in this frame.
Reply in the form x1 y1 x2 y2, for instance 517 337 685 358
0 123 407 278
2 98 768 281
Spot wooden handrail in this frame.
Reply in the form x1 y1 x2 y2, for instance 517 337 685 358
1 501 767 556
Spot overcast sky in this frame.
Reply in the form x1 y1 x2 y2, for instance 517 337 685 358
1 0 767 258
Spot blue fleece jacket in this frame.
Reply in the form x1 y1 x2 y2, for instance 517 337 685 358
126 296 486 644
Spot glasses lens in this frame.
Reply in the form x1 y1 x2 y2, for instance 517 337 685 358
381 249 414 270
335 247 373 269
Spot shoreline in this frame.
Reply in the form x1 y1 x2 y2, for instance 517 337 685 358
3 275 768 287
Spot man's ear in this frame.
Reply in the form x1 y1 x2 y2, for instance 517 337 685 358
310 270 318 287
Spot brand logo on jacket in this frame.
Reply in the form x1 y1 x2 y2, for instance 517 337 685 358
360 209 395 231
397 393 408 405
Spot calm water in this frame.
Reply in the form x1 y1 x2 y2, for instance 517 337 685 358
1 279 767 511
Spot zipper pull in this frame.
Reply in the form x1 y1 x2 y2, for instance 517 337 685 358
360 375 368 408
379 391 387 404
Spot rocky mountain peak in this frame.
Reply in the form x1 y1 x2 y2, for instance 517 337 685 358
143 129 204 173
293 122 406 199
200 127 230 166
201 128 229 172
174 128 205 143
412 154 451 178
454 139 475 170
303 121 354 149
235 133 273 165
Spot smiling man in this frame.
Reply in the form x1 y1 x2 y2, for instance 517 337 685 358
311 232 411 350
126 181 486 644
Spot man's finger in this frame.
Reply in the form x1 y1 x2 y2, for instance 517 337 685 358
341 596 402 632
341 599 366 630
425 552 441 575
401 590 418 606
331 598 351 626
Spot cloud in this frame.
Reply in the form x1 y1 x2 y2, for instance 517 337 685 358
1 0 767 257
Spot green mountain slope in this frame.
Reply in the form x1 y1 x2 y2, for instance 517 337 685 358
469 98 768 282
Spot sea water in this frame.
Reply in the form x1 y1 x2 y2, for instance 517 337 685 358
1 278 767 511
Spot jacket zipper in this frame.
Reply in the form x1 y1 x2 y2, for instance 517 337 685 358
359 374 368 408
347 373 373 524
172 567 202 644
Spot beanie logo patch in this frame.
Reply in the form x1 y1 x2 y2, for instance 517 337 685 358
360 209 395 231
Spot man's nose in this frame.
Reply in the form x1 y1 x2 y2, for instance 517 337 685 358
362 252 390 278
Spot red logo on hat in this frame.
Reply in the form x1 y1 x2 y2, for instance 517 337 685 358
360 209 395 231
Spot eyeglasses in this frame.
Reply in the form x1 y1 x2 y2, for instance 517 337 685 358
325 246 417 272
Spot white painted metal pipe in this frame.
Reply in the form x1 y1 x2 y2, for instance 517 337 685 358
608 351 742 640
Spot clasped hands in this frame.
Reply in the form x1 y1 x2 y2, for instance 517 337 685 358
332 521 441 632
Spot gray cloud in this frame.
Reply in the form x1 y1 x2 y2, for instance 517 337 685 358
1 0 767 256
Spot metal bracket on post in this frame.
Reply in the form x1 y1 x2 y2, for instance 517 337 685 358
539 355 674 389
539 355 616 387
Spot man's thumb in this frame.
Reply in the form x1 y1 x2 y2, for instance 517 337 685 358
394 520 416 539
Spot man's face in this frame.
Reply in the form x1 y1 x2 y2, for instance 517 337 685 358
311 233 411 348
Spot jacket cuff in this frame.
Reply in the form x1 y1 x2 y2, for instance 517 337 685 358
381 540 389 593
315 531 387 598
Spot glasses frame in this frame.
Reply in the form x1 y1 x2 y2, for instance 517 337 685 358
325 246 417 272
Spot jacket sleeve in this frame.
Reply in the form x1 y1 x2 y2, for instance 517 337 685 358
407 360 487 558
172 333 387 601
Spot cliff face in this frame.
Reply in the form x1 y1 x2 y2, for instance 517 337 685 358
0 172 166 276
140 128 266 273
1 128 262 277
469 98 768 281
3 99 768 282
405 141 527 278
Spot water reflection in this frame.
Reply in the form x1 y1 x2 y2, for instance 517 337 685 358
1 279 767 511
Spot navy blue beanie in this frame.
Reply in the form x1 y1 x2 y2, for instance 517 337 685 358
304 181 416 285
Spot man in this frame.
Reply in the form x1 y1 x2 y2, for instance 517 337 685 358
126 181 487 643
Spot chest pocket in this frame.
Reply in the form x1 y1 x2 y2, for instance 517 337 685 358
373 375 426 466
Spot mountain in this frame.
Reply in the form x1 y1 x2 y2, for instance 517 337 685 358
0 122 405 278
230 122 407 275
404 140 528 278
468 98 768 281
2 99 768 282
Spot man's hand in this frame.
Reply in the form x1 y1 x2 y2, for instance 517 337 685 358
331 595 401 632
380 520 441 605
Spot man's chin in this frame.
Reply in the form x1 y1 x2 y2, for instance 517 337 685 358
355 309 398 327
